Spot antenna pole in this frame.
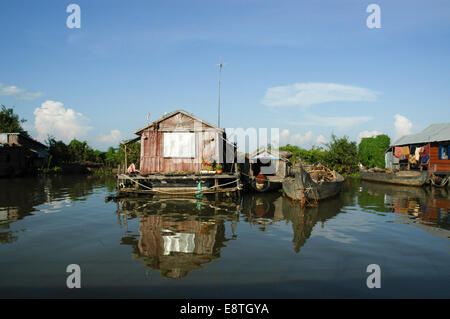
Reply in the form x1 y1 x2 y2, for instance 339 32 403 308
217 57 223 128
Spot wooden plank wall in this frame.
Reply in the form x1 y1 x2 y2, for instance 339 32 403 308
430 145 450 172
139 112 223 174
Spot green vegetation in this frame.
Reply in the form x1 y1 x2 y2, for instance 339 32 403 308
45 137 140 172
0 105 30 137
280 133 392 175
358 134 390 169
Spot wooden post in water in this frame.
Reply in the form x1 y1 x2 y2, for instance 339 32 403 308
124 144 128 173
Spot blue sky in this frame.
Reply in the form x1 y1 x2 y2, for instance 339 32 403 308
1 0 449 150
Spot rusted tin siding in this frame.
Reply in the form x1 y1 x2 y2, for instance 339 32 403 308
139 112 225 174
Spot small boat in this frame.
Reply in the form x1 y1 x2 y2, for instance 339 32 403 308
359 169 429 186
282 165 345 205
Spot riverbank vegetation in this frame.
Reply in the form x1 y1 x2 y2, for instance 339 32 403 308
280 134 390 176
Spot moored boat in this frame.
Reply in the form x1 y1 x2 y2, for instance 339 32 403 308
282 165 345 205
359 169 429 186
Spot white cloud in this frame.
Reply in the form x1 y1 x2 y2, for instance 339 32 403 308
316 134 328 145
394 114 412 139
99 129 122 145
262 82 379 108
0 82 43 100
357 130 381 143
275 129 325 147
34 100 92 143
287 114 372 129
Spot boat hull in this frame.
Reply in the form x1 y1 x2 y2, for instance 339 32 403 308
282 172 345 202
360 170 429 186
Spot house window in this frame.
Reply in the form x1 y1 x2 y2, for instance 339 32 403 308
163 132 195 158
439 145 449 160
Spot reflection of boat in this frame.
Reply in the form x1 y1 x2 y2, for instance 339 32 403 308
360 169 429 186
282 165 344 204
241 192 345 252
116 198 239 278
360 180 450 230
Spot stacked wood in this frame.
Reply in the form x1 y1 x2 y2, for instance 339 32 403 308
306 164 336 183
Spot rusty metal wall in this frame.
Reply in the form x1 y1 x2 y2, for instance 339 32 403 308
139 112 223 174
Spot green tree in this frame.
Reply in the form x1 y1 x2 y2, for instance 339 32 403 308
279 144 327 165
358 134 390 168
46 137 70 165
67 139 96 162
324 134 358 175
0 105 29 137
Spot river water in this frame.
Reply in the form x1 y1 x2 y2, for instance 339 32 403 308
0 175 449 298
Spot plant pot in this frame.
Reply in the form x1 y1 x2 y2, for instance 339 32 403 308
216 169 223 174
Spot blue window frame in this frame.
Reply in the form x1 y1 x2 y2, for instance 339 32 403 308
439 145 449 160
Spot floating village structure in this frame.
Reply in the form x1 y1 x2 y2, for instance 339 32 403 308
117 110 241 196
362 123 450 187
241 148 292 192
0 132 49 177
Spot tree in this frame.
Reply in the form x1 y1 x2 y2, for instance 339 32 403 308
46 137 70 165
0 105 29 137
358 134 390 168
324 134 358 175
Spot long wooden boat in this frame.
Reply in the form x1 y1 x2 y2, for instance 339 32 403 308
282 166 345 204
359 169 429 186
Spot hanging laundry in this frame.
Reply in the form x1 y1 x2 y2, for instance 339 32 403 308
415 147 421 161
401 146 410 155
421 155 430 164
420 144 429 157
410 146 416 155
394 146 402 158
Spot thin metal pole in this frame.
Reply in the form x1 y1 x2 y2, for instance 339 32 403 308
217 57 223 128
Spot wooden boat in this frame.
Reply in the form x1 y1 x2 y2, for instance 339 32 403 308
282 165 345 204
359 169 429 186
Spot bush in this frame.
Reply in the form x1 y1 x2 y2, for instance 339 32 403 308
324 134 358 175
358 134 390 168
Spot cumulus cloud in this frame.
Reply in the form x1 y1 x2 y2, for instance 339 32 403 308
0 82 43 100
316 135 328 145
394 114 412 139
34 100 92 143
99 129 122 145
357 130 381 143
262 82 379 108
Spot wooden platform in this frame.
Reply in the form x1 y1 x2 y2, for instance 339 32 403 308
116 172 242 197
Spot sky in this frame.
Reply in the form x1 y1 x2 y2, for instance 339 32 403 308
0 0 449 151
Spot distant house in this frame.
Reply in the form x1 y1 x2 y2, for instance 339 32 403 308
0 133 49 177
129 110 236 174
387 123 450 175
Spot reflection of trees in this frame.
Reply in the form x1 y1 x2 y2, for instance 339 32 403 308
116 198 239 278
0 175 117 245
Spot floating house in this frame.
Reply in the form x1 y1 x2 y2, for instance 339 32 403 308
117 110 241 196
0 133 49 177
384 123 450 186
241 148 292 192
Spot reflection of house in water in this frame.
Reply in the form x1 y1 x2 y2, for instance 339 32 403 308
116 198 238 278
134 216 225 278
360 181 450 230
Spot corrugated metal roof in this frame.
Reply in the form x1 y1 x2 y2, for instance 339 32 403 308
391 123 450 146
